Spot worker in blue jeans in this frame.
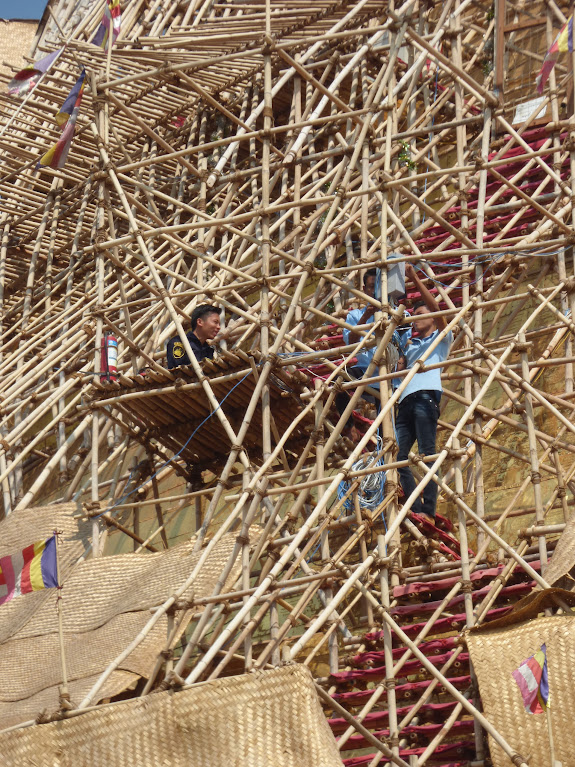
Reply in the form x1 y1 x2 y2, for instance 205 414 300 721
396 264 452 524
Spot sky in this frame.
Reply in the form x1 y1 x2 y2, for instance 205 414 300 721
0 0 47 19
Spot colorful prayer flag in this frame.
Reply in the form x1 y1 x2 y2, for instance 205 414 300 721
0 536 58 606
7 49 62 97
537 15 574 94
55 68 86 128
38 69 86 170
92 0 122 50
511 643 549 714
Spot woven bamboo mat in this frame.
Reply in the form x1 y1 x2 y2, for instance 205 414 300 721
0 671 139 730
1 611 167 701
0 665 344 767
0 503 82 555
467 615 575 767
539 512 575 587
0 503 90 644
9 525 247 640
0 529 256 728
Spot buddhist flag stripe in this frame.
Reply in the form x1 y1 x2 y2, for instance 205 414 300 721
92 0 122 49
0 537 58 606
511 643 549 714
38 69 86 170
537 15 574 93
7 49 62 97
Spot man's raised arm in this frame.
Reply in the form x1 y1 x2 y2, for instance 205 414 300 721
405 263 446 331
348 304 376 344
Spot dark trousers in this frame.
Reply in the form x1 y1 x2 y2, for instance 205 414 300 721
395 390 441 518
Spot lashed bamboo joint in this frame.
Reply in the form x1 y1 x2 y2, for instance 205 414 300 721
0 1 574 766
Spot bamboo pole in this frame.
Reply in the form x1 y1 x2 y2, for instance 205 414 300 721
54 531 71 710
3 5 575 763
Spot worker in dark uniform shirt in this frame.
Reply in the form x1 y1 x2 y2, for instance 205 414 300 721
167 304 221 368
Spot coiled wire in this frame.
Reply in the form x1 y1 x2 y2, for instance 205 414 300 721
337 435 386 511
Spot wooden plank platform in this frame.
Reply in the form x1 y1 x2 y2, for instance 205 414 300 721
89 351 314 467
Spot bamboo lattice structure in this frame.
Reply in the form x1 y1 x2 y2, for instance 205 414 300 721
1 0 575 765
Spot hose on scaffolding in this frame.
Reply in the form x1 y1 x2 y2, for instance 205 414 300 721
338 435 386 511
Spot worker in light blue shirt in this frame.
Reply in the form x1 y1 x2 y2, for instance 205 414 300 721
338 269 408 438
395 264 453 523
342 268 378 372
342 269 408 377
336 269 378 436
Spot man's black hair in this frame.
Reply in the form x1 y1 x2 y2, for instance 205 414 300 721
191 304 220 331
363 268 377 286
412 299 426 311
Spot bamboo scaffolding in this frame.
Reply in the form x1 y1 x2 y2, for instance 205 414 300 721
1 3 575 766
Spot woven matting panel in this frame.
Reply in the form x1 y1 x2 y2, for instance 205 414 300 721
0 503 90 644
0 665 344 767
10 526 248 641
467 615 575 767
0 529 255 728
0 671 139 730
1 611 167 701
539 512 575 587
